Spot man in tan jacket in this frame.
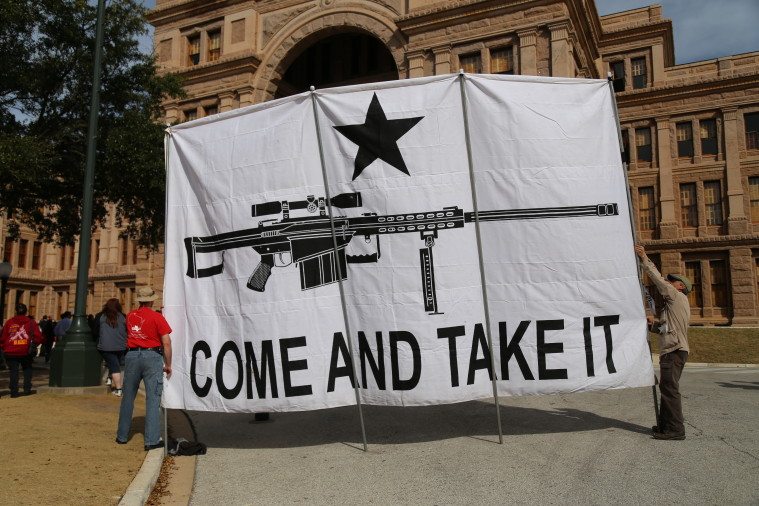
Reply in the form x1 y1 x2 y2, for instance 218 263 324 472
635 245 691 440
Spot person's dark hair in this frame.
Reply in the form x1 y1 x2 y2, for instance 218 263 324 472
61 311 72 319
15 303 28 315
102 298 122 328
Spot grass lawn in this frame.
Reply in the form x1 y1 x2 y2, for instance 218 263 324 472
648 327 759 364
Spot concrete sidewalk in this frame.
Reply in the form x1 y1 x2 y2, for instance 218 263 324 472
186 366 759 504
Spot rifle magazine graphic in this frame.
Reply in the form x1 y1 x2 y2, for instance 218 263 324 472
420 245 441 315
299 246 348 290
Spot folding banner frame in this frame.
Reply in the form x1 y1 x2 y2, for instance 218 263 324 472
163 128 172 457
606 74 661 427
306 73 516 449
310 87 369 452
458 72 504 444
305 73 652 449
162 74 654 451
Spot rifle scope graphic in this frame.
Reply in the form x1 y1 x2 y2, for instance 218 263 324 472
252 192 362 217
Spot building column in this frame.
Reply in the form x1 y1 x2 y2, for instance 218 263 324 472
548 23 572 77
71 241 79 271
45 240 56 273
701 259 715 319
730 247 757 325
518 29 538 76
722 108 749 234
651 43 666 87
105 207 119 265
696 181 708 236
164 105 180 124
407 50 426 78
655 118 677 238
594 57 605 79
623 58 633 92
693 119 702 164
219 92 235 112
62 290 70 313
432 46 451 75
238 86 255 108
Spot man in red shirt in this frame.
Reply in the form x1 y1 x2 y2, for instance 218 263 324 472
0 303 43 397
116 286 173 450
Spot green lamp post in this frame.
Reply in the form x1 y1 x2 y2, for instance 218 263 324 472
49 0 107 387
0 261 11 325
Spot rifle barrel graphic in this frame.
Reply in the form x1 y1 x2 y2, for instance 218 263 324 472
184 192 618 314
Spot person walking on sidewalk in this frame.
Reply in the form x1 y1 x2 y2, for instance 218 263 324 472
54 311 72 342
116 286 172 451
635 245 691 441
94 298 127 397
0 303 43 397
39 315 55 363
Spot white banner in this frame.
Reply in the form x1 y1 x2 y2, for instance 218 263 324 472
163 74 654 412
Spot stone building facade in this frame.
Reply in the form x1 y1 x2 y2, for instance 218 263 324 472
0 208 165 320
3 0 758 325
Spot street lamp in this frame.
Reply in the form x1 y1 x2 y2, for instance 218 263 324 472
0 261 12 325
48 0 107 387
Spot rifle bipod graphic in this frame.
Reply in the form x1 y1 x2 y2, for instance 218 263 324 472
184 192 620 315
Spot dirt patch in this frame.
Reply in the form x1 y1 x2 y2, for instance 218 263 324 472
648 327 759 363
0 362 148 505
147 456 177 505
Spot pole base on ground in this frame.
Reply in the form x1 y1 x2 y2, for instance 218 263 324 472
49 318 102 387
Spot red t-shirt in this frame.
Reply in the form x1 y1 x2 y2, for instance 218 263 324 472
126 307 172 349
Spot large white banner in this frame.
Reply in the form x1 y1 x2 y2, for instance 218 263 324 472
163 74 654 412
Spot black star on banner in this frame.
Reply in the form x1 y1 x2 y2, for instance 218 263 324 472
333 93 424 180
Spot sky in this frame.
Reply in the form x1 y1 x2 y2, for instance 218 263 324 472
138 0 759 65
595 0 759 63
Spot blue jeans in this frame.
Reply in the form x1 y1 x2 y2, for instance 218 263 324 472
117 349 164 445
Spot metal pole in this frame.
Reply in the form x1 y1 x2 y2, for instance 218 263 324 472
49 0 108 387
310 87 369 452
0 276 7 326
458 72 504 444
163 407 169 456
606 74 660 428
73 0 106 320
0 276 6 370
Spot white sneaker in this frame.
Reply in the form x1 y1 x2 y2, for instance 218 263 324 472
106 377 112 386
112 389 123 397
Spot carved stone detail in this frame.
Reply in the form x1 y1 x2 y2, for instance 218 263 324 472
262 4 314 47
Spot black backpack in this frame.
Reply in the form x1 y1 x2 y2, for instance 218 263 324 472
167 437 207 456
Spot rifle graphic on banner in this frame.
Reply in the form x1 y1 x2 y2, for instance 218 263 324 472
184 192 619 314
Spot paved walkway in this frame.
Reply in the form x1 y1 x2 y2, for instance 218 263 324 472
186 367 759 504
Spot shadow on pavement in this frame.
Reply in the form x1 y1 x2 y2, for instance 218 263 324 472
717 381 759 390
189 400 650 449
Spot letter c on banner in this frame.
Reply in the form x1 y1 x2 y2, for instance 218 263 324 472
191 340 212 397
216 341 244 399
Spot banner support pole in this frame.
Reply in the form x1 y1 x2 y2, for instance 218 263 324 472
458 72 504 444
163 406 168 457
310 87 369 452
163 128 176 456
606 74 660 428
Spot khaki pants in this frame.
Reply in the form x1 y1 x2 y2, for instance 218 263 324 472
659 350 688 434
